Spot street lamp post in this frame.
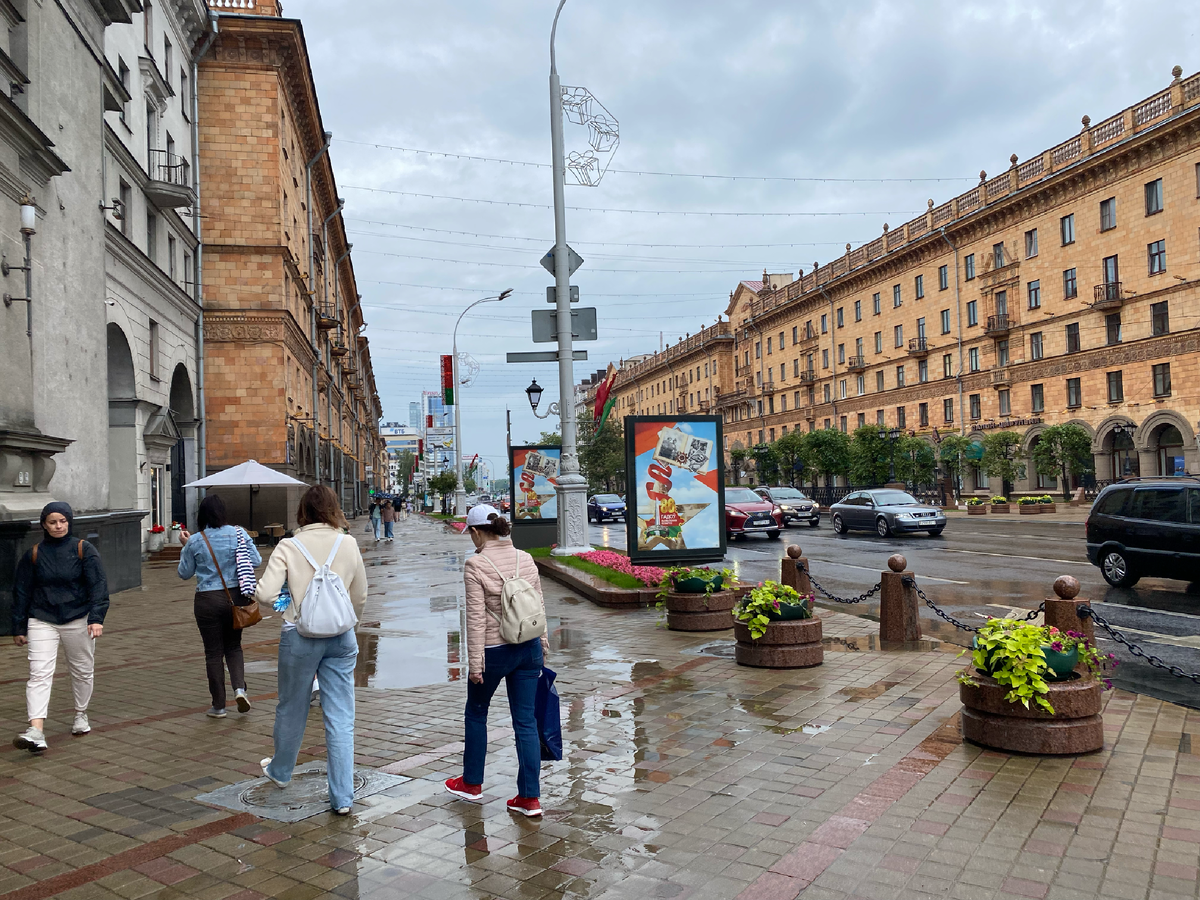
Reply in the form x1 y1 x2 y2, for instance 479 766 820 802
887 427 902 483
453 289 512 516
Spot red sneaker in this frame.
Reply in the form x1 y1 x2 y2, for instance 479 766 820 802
444 777 483 801
507 795 543 817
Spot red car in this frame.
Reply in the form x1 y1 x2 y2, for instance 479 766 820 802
725 487 783 541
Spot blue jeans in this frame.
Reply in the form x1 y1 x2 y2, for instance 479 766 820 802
266 628 358 810
371 518 380 539
464 639 543 797
383 521 394 538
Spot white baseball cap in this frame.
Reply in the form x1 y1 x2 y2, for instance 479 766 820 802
465 504 501 528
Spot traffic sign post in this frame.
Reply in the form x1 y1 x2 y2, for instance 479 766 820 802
546 285 579 303
531 307 597 343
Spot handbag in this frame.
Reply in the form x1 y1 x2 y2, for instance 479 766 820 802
200 531 262 630
534 665 563 761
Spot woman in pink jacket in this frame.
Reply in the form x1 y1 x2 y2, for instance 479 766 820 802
445 505 548 817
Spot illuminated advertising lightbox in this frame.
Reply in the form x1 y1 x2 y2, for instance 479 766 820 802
509 445 561 524
625 416 725 565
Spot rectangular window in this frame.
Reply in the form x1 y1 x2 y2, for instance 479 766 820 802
768 397 775 414
146 212 157 261
938 265 949 291
857 374 865 396
993 242 1005 269
896 407 906 429
1067 377 1081 408
874 331 882 354
780 363 785 382
779 331 785 350
1066 322 1080 353
1145 178 1163 216
998 389 1010 416
896 364 905 387
855 337 863 357
915 274 924 299
917 317 926 339
1025 228 1038 258
1060 213 1075 245
876 370 884 391
968 347 979 372
967 300 978 327
893 284 902 308
837 343 845 365
854 300 862 322
1027 280 1040 309
994 290 1008 316
918 359 928 383
164 38 172 85
793 359 799 378
822 349 829 368
118 58 130 123
823 384 831 403
1197 162 1200 197
821 314 828 334
183 251 192 296
755 341 761 359
873 292 881 315
836 308 844 329
767 337 772 355
857 412 866 429
918 402 929 427
894 324 903 348
118 180 131 236
840 416 848 433
148 320 160 379
965 253 975 280
1031 383 1044 413
969 393 981 419
1151 301 1169 336
997 339 1009 366
1105 312 1122 346
167 234 176 280
181 69 189 119
876 409 885 425
943 398 954 424
1153 363 1171 397
940 309 950 334
1030 331 1043 360
839 380 847 400
1063 267 1077 299
1100 196 1116 231
942 353 953 378
1148 239 1166 275
1107 371 1124 403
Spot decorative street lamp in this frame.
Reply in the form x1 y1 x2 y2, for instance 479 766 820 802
887 427 902 483
526 378 561 420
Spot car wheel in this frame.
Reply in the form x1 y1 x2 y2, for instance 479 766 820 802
1101 549 1140 588
768 530 781 540
927 527 944 536
876 517 891 538
832 514 846 534
808 518 820 527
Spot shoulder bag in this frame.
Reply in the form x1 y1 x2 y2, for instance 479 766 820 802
200 531 262 630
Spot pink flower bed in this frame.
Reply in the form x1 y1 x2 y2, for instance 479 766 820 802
576 550 665 587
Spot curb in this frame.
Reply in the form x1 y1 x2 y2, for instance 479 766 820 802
533 557 657 609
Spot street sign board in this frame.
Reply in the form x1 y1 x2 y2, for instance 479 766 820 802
531 307 597 343
546 285 580 303
540 245 583 276
506 350 589 363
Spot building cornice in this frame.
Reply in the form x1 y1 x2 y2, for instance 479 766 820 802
105 222 201 320
203 308 315 370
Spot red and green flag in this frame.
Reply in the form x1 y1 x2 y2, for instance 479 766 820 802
594 363 618 433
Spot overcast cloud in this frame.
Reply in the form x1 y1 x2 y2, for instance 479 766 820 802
285 0 1200 474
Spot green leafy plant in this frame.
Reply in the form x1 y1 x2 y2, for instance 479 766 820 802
990 496 1008 504
655 566 732 609
966 497 985 506
1018 496 1039 505
1037 494 1055 504
733 581 812 639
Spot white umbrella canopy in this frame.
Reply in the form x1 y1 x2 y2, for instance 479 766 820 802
184 459 307 488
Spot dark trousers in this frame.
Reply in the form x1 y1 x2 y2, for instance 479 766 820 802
463 639 543 797
194 590 246 708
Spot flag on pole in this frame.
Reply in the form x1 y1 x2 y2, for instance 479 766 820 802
467 453 479 474
593 363 618 433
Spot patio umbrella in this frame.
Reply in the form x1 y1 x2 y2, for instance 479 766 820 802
185 460 308 529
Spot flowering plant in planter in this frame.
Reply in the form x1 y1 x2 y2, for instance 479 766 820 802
734 581 812 639
574 550 665 587
148 524 166 534
1017 496 1040 505
655 565 733 607
1037 494 1056 504
966 497 985 506
990 496 1008 505
169 522 183 531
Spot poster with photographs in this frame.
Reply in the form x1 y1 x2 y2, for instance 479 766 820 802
510 446 561 523
625 416 725 565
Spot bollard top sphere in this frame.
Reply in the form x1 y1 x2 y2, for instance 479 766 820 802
1053 575 1080 599
787 545 802 559
887 554 907 573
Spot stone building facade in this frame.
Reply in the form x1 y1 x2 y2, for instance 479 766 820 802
589 68 1200 496
198 1 384 527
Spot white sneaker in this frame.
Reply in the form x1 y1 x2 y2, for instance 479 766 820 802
260 757 289 788
71 712 90 735
235 689 251 713
13 727 47 752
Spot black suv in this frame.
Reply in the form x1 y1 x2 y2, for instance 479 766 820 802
1085 477 1200 587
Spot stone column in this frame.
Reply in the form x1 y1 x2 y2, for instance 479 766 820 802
781 544 812 596
879 553 921 642
1044 575 1094 645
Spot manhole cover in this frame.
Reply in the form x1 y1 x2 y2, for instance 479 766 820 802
682 641 736 659
196 762 410 822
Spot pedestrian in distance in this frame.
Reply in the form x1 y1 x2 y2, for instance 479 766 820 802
369 499 382 541
177 494 261 718
254 485 367 816
445 505 549 817
11 502 109 752
380 499 395 542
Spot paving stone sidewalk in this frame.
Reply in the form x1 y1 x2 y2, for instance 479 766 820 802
0 516 1195 900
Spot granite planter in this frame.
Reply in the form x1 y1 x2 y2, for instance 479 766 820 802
960 674 1103 754
734 617 823 668
147 532 165 553
664 589 735 631
1039 503 1057 513
990 503 1010 514
1018 504 1040 515
967 505 987 516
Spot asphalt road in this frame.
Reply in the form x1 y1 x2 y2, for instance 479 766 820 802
589 515 1200 710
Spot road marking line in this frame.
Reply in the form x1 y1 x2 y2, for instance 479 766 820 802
935 548 1087 565
819 560 969 585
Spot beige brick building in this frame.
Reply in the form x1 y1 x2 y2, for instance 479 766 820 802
198 1 384 522
590 67 1200 496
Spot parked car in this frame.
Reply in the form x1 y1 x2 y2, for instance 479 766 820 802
588 494 626 523
725 487 783 540
756 486 820 527
829 489 946 537
1085 477 1200 587
498 496 512 514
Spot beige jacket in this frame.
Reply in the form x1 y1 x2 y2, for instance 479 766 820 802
254 524 368 626
464 538 548 674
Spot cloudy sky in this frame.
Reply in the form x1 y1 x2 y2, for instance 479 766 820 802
286 0 1199 478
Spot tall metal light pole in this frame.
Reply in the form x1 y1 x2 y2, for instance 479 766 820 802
548 0 591 554
453 290 512 516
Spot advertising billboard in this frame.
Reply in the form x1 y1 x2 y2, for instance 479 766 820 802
625 416 725 565
509 445 562 524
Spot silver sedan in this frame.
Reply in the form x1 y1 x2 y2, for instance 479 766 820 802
829 489 946 537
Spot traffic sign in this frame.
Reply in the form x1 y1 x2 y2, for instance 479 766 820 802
531 307 597 343
546 285 579 303
540 245 583 276
507 350 589 363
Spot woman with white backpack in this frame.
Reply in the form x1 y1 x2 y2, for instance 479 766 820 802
445 505 549 817
254 486 367 815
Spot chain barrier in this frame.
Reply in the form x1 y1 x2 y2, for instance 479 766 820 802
902 575 984 633
1077 605 1200 684
796 561 880 605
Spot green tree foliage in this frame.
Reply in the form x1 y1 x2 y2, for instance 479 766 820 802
804 428 851 487
578 416 626 493
896 435 937 485
750 443 781 485
980 431 1024 492
774 430 806 486
1031 424 1095 500
491 477 510 495
848 425 893 485
536 430 562 446
428 470 459 514
938 433 975 500
395 450 416 492
463 474 478 494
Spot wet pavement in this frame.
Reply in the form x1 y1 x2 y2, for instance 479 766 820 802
0 515 1197 900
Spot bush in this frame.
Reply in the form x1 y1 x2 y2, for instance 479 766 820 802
990 496 1008 504
966 498 985 506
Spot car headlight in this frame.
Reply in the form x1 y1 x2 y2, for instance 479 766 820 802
773 508 783 515
896 513 914 520
780 504 791 510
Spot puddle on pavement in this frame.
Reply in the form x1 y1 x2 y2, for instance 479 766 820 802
822 635 947 653
681 641 736 659
836 680 900 702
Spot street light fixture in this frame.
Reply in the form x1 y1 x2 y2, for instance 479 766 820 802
525 378 561 419
887 427 902 483
453 289 513 516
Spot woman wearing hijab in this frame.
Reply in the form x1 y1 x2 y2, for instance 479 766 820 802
177 494 262 718
11 502 109 752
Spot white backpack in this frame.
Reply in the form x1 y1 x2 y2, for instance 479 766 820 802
290 534 358 638
481 546 547 644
